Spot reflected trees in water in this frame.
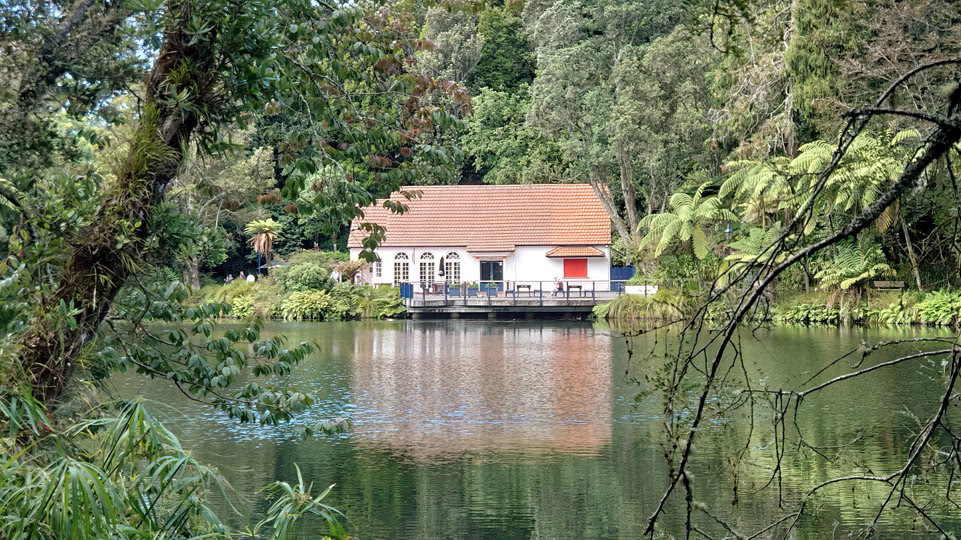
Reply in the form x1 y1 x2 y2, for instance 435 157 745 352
636 58 961 538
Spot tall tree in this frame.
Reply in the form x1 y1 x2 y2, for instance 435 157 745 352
526 0 688 243
8 0 467 405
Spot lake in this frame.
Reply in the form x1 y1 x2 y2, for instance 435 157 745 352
110 320 960 539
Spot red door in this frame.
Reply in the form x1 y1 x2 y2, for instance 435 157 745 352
563 258 588 278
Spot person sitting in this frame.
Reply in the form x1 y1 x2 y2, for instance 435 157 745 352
225 273 234 284
551 277 563 297
246 272 256 283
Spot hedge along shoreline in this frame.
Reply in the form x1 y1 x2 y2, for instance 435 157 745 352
594 288 961 328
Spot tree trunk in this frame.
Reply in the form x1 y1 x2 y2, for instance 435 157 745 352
183 258 201 290
802 256 811 293
616 141 639 232
900 217 923 290
588 175 633 243
20 7 215 406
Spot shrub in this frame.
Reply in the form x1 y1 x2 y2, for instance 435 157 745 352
364 286 405 319
775 303 841 325
274 262 331 292
654 252 721 283
286 250 348 270
210 280 256 303
251 281 284 319
230 294 255 318
593 289 698 321
280 290 331 320
915 290 961 326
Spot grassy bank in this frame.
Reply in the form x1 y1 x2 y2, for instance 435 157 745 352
594 288 961 328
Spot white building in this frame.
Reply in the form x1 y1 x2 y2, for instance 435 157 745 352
347 184 613 291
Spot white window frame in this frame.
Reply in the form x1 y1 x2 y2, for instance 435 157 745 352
444 252 461 283
393 253 409 285
419 252 435 285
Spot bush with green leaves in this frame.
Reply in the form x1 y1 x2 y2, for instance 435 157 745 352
914 290 961 326
280 290 331 320
209 279 256 303
356 286 406 319
0 396 231 540
0 392 347 540
274 262 332 292
652 252 721 285
231 293 255 318
775 303 842 325
325 283 362 320
285 250 348 270
593 289 698 321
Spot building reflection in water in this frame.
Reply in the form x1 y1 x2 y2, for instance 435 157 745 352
349 322 613 460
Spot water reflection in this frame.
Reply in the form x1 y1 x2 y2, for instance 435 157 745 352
109 321 960 539
349 322 613 460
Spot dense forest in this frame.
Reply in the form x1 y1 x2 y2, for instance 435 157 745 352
1 0 960 538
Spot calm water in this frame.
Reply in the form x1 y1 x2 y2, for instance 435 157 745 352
111 321 960 539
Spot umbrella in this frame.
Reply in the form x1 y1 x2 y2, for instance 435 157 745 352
438 256 446 277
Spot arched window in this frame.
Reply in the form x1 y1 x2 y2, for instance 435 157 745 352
419 252 435 285
444 252 461 282
393 252 409 285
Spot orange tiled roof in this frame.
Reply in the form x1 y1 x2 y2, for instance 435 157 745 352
545 246 605 257
347 184 611 251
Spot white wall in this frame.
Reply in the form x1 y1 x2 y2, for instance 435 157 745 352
511 246 611 291
351 247 475 286
351 245 611 290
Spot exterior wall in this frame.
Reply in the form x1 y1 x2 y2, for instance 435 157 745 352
352 245 611 291
350 246 475 287
510 245 611 291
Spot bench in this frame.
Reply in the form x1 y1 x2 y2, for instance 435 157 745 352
873 280 905 291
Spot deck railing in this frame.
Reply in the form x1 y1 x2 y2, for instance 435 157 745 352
399 279 667 307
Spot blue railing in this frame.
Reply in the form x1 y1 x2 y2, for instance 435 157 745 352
399 280 642 308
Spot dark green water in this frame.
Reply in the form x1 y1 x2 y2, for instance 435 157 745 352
111 321 960 539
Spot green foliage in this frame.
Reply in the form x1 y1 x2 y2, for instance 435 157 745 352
356 286 406 319
255 464 347 540
593 289 698 321
287 250 349 269
473 7 536 92
775 303 842 325
274 262 332 292
209 279 257 303
776 290 960 326
655 252 722 284
815 242 894 291
281 290 331 321
914 290 961 326
639 183 738 259
0 396 231 539
462 87 563 184
231 294 256 318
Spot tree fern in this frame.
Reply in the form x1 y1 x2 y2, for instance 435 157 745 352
638 182 738 259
